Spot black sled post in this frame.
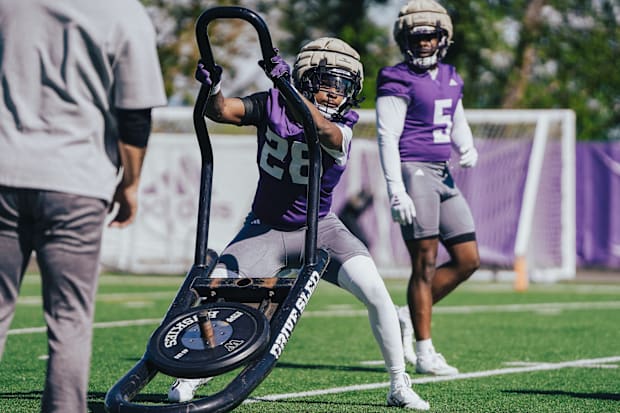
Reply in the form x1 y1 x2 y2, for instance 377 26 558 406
104 6 328 413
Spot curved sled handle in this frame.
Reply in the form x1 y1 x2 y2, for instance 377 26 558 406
104 8 326 413
193 6 321 266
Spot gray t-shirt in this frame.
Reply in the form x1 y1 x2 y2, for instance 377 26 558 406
0 0 167 201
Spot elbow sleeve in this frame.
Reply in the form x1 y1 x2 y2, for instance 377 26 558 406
117 108 152 148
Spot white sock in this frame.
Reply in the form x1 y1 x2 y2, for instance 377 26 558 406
390 371 409 388
416 338 434 356
337 256 406 380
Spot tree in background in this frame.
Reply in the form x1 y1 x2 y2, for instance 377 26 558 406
143 0 399 108
143 0 618 140
271 0 397 109
142 0 285 105
443 0 619 140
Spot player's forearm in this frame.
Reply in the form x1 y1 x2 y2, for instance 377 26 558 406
376 96 407 196
451 100 474 150
299 94 343 150
204 93 246 125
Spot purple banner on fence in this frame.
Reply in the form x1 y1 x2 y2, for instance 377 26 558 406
576 142 620 268
334 140 620 272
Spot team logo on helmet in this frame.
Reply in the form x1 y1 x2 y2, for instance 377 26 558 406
393 0 453 70
293 37 364 120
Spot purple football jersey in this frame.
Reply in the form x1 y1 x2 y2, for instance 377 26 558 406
376 62 464 162
246 89 356 230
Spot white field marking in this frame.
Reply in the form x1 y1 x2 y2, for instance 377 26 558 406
8 300 620 335
22 274 184 286
360 360 387 366
429 301 620 314
123 301 152 308
245 356 620 403
446 283 620 296
16 291 174 305
301 300 620 317
325 304 358 310
504 361 618 369
503 361 559 367
8 318 162 335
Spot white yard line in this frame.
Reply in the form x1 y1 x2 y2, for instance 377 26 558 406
245 356 620 403
8 300 620 335
8 318 162 335
301 300 620 317
16 291 174 305
428 301 620 314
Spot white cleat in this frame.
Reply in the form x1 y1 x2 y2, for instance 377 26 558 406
416 350 459 376
387 373 430 410
167 377 212 403
396 305 417 366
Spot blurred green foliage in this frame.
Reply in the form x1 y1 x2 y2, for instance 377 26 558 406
143 0 619 140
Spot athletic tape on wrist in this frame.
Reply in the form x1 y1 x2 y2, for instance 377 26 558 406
210 81 221 96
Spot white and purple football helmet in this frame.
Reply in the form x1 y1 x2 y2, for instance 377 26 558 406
393 0 453 70
292 37 363 120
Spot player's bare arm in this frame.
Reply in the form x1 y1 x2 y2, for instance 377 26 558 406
195 62 246 125
299 92 343 150
205 92 246 125
291 37 363 152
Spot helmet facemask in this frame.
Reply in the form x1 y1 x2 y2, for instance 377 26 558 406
293 37 364 122
393 0 453 71
404 25 450 70
299 62 362 120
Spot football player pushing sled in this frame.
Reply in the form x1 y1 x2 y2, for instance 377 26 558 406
105 7 329 413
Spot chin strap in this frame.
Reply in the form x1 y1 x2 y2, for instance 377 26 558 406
408 51 439 70
316 103 340 119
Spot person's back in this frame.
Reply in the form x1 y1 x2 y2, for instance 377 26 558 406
0 0 165 201
0 1 166 412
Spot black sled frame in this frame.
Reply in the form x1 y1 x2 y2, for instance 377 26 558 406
105 6 328 413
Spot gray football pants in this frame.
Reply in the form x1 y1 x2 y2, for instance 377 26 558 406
0 187 107 413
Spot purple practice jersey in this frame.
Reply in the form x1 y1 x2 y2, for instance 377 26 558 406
240 89 357 230
376 62 464 162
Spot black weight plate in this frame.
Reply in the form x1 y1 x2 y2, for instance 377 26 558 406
147 302 270 378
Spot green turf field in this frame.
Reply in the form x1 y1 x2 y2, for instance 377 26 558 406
2 273 619 412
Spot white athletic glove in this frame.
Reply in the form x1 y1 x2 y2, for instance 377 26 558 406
390 191 416 225
459 146 479 168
